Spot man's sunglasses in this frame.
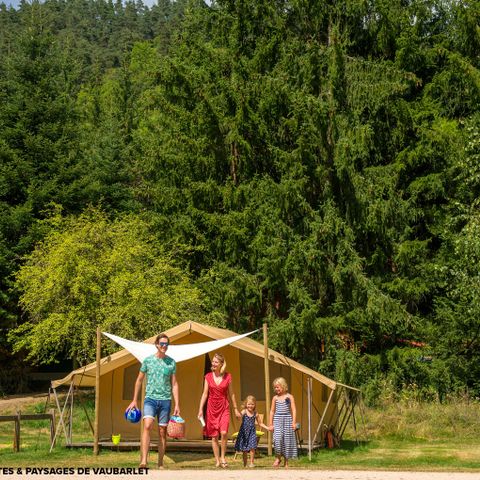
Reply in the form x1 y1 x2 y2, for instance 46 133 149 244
158 342 169 347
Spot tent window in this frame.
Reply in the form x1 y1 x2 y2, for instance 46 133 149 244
123 363 140 400
239 350 291 401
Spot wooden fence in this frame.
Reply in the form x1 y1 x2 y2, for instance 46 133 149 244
0 410 55 452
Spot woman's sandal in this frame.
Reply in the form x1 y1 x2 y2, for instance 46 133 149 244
272 459 281 468
221 462 228 468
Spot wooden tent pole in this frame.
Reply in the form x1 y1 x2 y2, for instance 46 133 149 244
68 383 74 445
93 326 101 455
307 377 312 460
141 377 146 460
263 323 272 456
338 392 357 442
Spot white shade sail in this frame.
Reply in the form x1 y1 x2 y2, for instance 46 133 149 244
102 329 259 363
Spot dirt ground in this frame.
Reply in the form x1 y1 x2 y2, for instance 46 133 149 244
4 468 480 480
0 392 52 410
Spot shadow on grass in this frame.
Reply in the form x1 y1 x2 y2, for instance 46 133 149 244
335 440 371 452
298 439 371 456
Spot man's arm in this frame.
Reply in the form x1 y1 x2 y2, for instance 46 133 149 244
171 373 180 416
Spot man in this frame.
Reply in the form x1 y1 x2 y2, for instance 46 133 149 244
127 333 180 469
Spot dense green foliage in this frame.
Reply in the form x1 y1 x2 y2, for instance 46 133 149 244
1 0 479 401
9 208 212 364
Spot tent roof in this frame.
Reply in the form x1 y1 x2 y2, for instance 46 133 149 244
52 321 337 390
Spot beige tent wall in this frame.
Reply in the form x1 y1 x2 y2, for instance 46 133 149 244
290 370 308 442
98 371 112 440
98 359 146 441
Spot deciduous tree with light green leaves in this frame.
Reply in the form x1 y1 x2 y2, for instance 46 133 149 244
9 208 214 365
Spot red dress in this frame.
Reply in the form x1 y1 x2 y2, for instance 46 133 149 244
204 371 231 437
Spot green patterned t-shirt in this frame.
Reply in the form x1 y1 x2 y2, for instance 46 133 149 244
140 354 176 400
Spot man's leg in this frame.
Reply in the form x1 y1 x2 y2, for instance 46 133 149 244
157 426 167 467
140 418 154 466
157 399 171 468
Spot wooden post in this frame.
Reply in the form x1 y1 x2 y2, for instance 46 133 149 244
14 412 20 452
93 326 101 455
263 323 272 456
307 377 312 460
140 377 146 461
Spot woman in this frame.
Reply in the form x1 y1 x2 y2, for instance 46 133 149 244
197 352 241 468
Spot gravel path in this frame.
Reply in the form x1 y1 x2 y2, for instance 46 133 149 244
4 468 480 480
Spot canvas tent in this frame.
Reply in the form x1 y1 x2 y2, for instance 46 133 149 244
51 321 360 451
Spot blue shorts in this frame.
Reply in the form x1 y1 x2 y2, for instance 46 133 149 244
143 397 171 426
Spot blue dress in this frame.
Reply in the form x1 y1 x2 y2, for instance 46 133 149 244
234 412 258 452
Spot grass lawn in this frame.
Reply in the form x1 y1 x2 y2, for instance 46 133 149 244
1 393 480 471
298 439 480 471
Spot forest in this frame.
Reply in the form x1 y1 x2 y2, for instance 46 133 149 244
0 0 479 403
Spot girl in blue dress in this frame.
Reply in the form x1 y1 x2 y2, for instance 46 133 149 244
234 395 270 467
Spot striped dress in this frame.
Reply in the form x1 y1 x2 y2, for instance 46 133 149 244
273 398 298 459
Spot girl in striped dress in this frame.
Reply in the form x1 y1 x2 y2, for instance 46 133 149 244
269 377 298 468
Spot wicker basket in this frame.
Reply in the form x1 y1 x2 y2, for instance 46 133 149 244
167 416 185 439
